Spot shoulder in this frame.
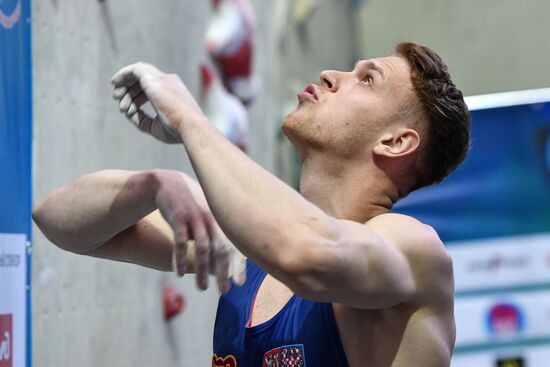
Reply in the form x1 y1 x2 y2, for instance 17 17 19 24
365 213 447 259
366 213 454 305
366 213 442 249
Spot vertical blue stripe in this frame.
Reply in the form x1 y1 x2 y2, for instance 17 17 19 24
0 0 32 365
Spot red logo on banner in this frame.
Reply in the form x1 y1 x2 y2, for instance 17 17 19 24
0 314 12 367
0 0 21 30
488 303 524 337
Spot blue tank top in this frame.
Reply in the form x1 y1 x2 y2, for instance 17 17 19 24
212 260 349 367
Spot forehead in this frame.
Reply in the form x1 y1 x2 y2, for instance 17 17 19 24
356 56 411 83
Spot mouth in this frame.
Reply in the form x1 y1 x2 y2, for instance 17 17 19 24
297 84 318 103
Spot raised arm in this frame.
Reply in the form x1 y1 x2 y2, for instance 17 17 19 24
32 169 242 291
290 213 454 309
109 63 453 309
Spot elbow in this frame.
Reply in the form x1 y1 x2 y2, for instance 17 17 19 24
32 199 49 233
32 192 61 229
32 198 76 253
269 215 340 300
276 236 336 300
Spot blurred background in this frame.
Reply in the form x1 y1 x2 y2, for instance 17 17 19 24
1 0 550 366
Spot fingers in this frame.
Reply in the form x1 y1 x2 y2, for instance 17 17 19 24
115 82 149 116
122 93 149 123
111 62 159 88
113 81 144 101
172 225 190 277
191 217 211 291
113 79 151 131
128 93 148 115
211 235 231 293
112 86 127 100
131 110 154 132
118 93 134 114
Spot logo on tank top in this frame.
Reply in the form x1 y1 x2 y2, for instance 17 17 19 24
263 344 305 367
212 354 237 367
0 0 21 30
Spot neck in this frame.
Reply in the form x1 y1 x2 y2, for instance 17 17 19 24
299 155 398 223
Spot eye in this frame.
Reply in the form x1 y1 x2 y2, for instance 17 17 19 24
362 75 373 85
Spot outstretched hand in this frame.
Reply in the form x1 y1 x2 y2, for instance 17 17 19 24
153 170 246 292
111 62 205 144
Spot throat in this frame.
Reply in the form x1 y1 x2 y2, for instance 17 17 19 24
300 179 394 222
299 157 397 222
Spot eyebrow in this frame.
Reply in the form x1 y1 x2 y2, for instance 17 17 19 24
354 60 386 78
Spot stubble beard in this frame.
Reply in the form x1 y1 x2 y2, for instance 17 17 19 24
282 109 327 155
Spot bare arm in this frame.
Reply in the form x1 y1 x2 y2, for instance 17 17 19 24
33 170 158 253
33 169 240 291
297 213 454 309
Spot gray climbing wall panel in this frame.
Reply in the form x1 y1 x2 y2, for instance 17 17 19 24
355 0 550 96
31 0 278 366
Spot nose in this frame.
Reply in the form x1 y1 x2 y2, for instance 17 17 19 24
320 70 339 92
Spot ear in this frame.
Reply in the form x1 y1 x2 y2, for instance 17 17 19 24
372 128 420 158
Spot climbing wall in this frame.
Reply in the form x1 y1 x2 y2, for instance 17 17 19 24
355 0 550 96
31 0 278 366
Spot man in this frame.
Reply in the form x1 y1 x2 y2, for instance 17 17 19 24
33 42 470 366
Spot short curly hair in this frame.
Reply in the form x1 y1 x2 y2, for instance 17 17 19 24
395 42 471 191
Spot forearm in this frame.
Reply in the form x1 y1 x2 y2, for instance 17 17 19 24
178 118 338 278
33 169 158 253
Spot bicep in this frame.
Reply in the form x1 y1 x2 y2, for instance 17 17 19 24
314 219 416 309
296 215 446 310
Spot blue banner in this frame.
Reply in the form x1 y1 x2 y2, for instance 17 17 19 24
0 0 32 236
0 1 32 367
395 102 550 243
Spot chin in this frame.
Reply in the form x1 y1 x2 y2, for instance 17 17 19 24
279 112 303 147
281 111 304 140
282 106 311 131
282 111 326 158
280 109 294 131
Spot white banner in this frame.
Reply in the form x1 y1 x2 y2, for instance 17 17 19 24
455 290 550 347
450 233 550 367
0 233 27 367
448 233 550 294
